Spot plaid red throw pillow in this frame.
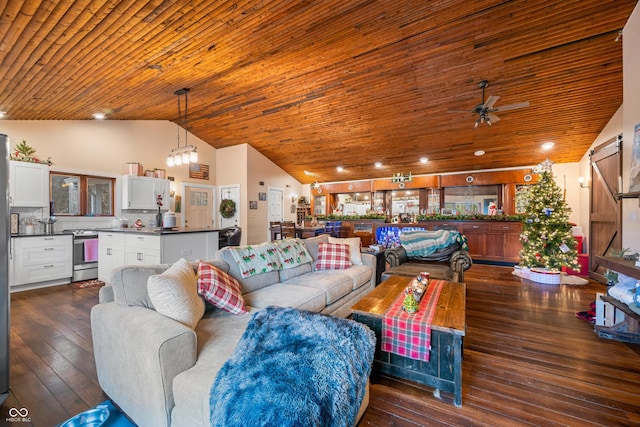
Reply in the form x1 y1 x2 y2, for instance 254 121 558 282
197 261 247 314
315 242 352 270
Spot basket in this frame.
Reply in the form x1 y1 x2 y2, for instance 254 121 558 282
513 266 562 284
529 268 562 284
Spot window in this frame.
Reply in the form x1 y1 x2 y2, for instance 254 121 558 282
50 173 115 216
443 185 501 215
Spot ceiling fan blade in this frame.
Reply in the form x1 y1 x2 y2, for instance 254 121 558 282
487 112 501 123
483 95 500 109
492 101 530 112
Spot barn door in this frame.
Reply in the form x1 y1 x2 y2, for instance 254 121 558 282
589 135 622 282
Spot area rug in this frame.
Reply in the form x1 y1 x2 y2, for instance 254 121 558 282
576 301 596 324
56 400 135 427
71 279 104 289
209 306 376 427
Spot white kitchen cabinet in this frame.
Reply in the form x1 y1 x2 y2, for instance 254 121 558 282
11 235 72 288
9 160 49 208
121 175 170 210
124 234 161 266
98 232 126 283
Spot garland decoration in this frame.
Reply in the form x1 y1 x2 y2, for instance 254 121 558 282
220 199 236 218
10 140 52 164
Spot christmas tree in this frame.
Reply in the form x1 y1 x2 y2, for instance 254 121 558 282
519 160 579 272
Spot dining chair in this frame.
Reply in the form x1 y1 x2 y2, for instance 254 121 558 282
281 221 297 239
269 221 282 240
324 221 334 236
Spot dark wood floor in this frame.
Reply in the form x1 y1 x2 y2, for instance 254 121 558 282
1 265 639 426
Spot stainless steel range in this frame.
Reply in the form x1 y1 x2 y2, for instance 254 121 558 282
63 229 99 281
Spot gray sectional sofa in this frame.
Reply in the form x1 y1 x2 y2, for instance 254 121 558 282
91 234 376 427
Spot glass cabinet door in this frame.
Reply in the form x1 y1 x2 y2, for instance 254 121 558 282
313 195 326 215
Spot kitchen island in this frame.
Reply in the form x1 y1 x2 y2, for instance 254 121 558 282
98 228 219 283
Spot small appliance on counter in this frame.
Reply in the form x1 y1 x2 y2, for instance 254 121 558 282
39 216 58 234
163 211 177 228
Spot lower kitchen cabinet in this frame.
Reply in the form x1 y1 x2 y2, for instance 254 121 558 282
11 235 73 290
125 234 161 266
98 230 219 283
98 232 126 283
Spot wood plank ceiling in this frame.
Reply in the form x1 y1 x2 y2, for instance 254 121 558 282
0 0 636 184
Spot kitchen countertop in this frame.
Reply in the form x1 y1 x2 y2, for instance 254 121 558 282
97 227 221 235
11 232 70 238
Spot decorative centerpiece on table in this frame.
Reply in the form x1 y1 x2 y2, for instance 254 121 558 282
402 274 428 313
10 140 52 164
219 199 236 219
515 159 579 284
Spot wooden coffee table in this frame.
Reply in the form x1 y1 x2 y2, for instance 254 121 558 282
351 275 466 406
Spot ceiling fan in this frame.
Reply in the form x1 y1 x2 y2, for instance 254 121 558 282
470 80 530 127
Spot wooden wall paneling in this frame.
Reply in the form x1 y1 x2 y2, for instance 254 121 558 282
1 1 635 184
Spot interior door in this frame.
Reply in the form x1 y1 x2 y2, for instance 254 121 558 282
219 185 240 229
184 185 214 229
267 188 284 241
589 135 623 282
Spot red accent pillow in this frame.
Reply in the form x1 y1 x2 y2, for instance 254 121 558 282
197 261 247 314
315 242 352 270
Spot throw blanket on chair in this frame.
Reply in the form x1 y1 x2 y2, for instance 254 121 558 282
400 229 468 258
209 306 376 427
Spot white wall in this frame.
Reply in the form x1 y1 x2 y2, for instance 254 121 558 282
246 145 302 244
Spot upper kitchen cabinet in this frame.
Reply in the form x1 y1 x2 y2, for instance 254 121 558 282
121 175 170 210
9 160 49 208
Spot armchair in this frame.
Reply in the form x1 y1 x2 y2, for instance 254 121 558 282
382 231 472 283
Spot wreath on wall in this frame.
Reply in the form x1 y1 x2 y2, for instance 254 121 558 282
220 199 237 218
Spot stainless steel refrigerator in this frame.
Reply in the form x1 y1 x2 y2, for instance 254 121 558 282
1 133 9 405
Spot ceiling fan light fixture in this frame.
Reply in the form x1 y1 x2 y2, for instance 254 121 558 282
541 141 555 150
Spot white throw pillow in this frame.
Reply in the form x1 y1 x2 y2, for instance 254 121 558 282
147 258 205 329
328 236 363 265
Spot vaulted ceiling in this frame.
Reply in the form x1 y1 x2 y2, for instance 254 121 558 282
0 1 636 183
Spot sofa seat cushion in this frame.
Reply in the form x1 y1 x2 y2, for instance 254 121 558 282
243 284 326 313
284 271 354 305
172 310 253 427
335 264 373 290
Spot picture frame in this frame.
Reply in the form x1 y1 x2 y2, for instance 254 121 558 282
258 192 267 201
10 213 19 234
249 201 258 210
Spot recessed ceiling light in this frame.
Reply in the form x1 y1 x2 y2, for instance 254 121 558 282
541 142 554 150
374 162 382 168
336 166 343 172
93 113 106 120
474 150 485 156
420 157 429 163
0 111 6 118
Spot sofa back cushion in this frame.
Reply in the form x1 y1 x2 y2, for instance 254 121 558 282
111 264 170 307
216 247 281 294
301 234 329 267
110 259 229 307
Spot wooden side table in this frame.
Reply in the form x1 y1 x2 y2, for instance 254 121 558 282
351 276 466 406
361 247 385 285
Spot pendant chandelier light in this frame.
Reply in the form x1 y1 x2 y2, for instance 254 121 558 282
167 88 198 167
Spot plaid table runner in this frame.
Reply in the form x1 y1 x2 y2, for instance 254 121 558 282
382 279 446 362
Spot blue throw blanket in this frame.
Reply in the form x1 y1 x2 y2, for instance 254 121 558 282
209 306 376 427
400 229 468 258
